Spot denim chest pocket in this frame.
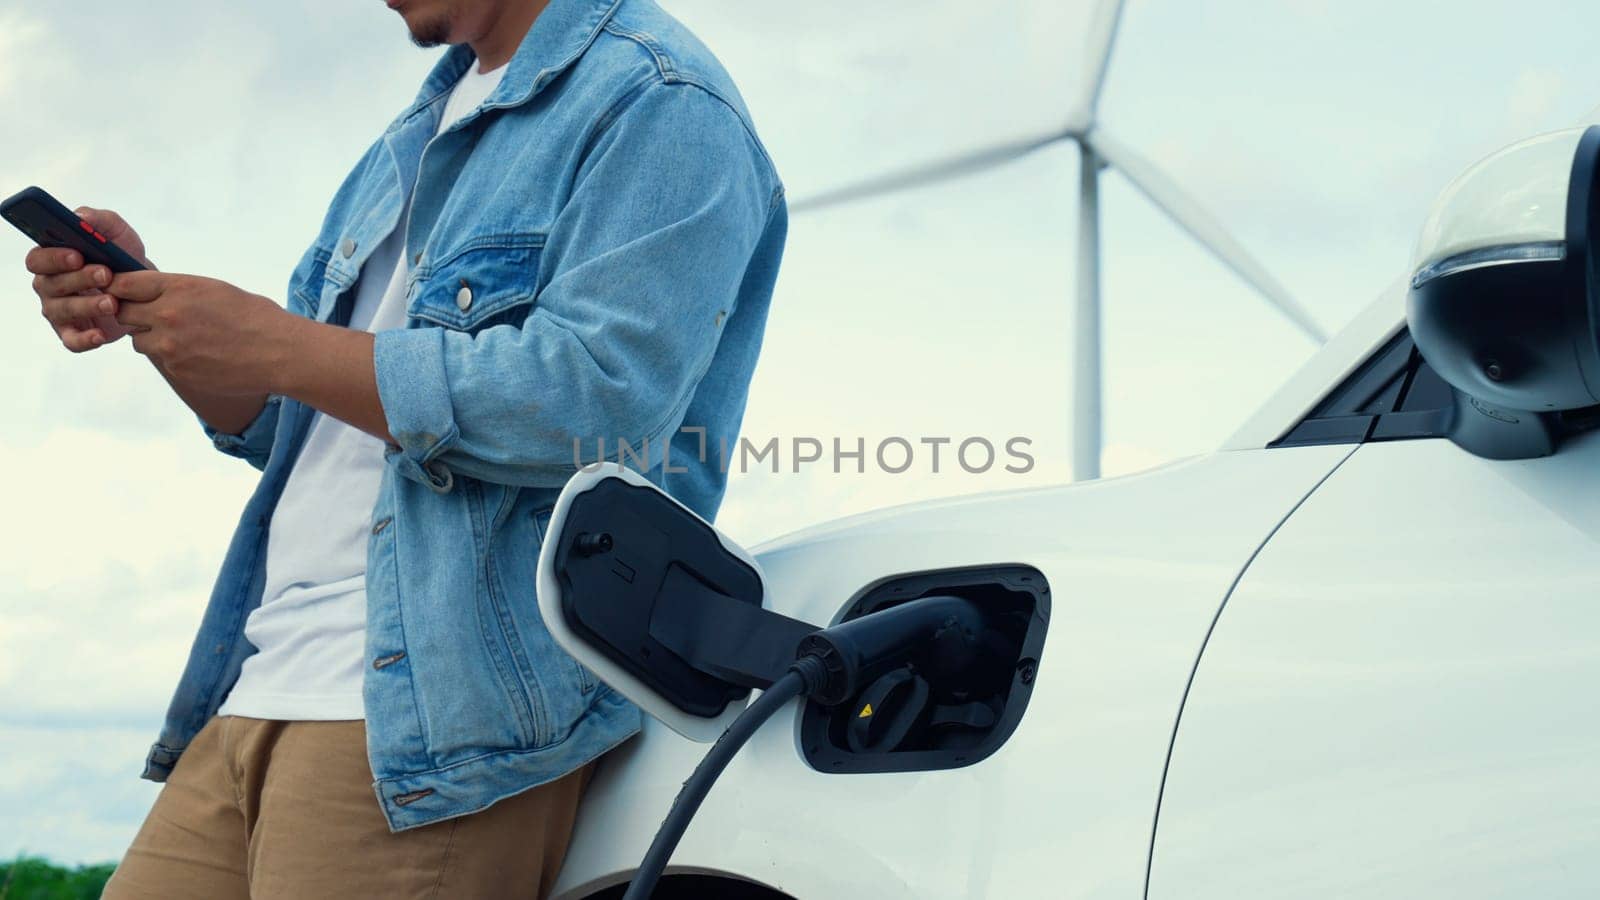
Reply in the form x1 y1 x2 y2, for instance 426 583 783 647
409 238 545 332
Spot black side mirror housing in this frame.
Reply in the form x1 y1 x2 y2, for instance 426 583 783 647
1407 126 1600 417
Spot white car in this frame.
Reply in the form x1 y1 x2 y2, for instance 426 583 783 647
544 129 1600 899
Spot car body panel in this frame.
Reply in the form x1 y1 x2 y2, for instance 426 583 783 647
551 443 1354 899
1148 433 1600 898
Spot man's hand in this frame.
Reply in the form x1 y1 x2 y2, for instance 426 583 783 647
108 271 300 396
25 207 152 352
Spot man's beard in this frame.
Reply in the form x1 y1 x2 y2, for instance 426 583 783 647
407 5 457 48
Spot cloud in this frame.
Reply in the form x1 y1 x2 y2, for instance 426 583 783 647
0 11 46 97
1505 67 1567 136
0 726 162 864
0 429 256 723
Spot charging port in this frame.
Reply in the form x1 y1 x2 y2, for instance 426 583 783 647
800 565 1050 774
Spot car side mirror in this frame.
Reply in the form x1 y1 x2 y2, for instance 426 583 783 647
1408 125 1600 417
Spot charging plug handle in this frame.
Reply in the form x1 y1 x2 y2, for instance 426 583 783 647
798 595 986 707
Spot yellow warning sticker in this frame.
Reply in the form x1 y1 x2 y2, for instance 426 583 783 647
858 703 874 719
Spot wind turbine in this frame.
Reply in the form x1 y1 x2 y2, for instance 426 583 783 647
791 0 1329 481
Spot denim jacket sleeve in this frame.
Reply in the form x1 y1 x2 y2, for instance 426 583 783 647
372 81 780 490
199 395 283 472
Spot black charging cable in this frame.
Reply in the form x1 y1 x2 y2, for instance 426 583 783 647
621 655 828 900
620 596 984 898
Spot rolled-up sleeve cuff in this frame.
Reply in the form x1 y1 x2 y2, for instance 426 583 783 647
374 327 460 493
201 394 281 468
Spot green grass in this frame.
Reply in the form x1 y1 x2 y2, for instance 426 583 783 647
0 857 116 900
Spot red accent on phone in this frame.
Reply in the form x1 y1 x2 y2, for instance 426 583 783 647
0 186 146 273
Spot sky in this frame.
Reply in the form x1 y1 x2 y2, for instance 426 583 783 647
3 0 1599 864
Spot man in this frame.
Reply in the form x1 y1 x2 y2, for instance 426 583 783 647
23 0 784 896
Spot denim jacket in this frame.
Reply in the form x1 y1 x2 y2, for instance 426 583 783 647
143 0 786 832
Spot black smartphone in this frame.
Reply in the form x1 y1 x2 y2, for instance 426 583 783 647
1 185 146 272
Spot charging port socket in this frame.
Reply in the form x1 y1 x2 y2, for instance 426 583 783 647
800 565 1049 775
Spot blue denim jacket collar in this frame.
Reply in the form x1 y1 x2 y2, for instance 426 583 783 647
358 0 625 295
402 0 623 130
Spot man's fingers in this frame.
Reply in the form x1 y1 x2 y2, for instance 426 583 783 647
24 246 83 276
106 271 166 302
42 292 117 326
56 322 107 353
128 327 163 358
114 297 155 331
35 265 111 299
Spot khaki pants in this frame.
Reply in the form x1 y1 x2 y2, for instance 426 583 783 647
103 716 594 900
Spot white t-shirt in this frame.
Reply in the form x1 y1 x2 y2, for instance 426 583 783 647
219 60 509 721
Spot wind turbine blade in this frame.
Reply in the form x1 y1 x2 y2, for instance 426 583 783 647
1068 0 1129 130
790 129 1071 214
1087 129 1328 343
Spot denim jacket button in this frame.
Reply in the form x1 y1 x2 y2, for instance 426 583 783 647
456 284 473 311
341 237 357 258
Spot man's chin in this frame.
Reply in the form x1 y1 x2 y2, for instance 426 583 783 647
406 15 454 48
395 1 456 48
